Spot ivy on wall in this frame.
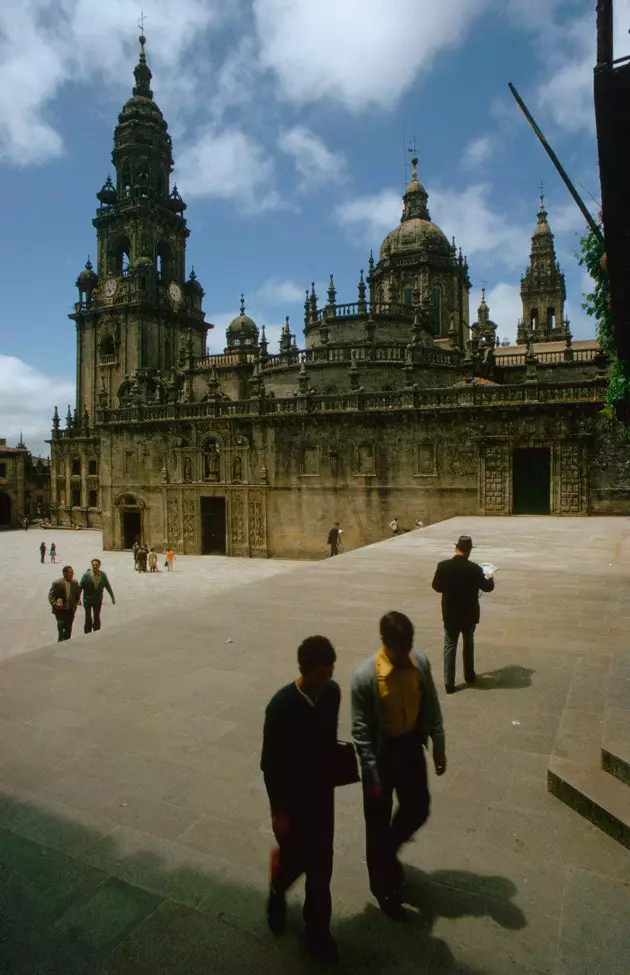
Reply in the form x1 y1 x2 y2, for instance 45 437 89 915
578 227 630 424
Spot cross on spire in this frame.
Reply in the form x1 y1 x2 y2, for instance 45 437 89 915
138 10 147 35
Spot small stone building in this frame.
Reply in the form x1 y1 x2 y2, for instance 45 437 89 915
49 39 630 558
0 438 51 528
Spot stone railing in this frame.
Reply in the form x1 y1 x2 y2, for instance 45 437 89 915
93 378 606 427
494 347 599 366
196 352 258 369
308 301 415 325
260 343 459 372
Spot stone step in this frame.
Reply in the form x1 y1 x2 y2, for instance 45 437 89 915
601 645 630 787
548 655 630 848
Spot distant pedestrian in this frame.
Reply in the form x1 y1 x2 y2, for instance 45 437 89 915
50 543 57 564
389 517 400 535
23 517 28 531
351 611 445 919
326 522 342 557
79 558 116 634
48 566 81 642
165 548 175 571
132 540 140 570
431 535 495 693
136 543 148 573
261 635 340 964
148 548 158 572
39 541 46 563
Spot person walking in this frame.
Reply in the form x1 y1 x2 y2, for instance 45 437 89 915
39 541 47 563
148 548 158 572
165 548 175 571
431 535 495 693
48 566 81 642
351 611 446 920
78 558 116 634
326 522 342 557
261 636 341 963
50 542 57 564
389 517 400 535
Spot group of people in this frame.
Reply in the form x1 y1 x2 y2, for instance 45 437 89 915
39 541 57 563
48 559 116 642
261 534 495 962
326 517 426 556
132 541 175 572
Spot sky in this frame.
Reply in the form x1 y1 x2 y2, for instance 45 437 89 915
1 0 628 456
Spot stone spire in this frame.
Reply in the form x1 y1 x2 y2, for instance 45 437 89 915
518 193 569 344
472 287 497 348
402 156 430 222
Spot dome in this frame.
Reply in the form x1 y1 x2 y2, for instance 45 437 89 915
77 258 98 291
379 218 451 261
378 156 451 261
186 267 203 293
226 295 258 341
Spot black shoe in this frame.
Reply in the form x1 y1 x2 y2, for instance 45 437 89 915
266 886 286 935
377 893 407 920
306 931 339 964
445 684 456 694
465 673 476 685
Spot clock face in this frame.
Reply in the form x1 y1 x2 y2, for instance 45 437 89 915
168 282 182 305
103 278 118 299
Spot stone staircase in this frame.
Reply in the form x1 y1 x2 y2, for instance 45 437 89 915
548 645 630 848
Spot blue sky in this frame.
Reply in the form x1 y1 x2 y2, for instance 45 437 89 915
1 0 627 455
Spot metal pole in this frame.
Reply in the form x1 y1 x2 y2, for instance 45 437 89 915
508 83 605 245
596 0 613 68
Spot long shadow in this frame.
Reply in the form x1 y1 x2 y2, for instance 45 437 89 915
467 665 535 691
0 791 526 975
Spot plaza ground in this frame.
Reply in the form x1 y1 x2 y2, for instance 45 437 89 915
0 517 629 973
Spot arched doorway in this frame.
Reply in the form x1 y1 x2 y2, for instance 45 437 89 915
0 491 11 527
114 493 145 549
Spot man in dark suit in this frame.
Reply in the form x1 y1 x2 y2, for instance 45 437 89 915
432 535 495 693
327 522 342 557
48 565 81 642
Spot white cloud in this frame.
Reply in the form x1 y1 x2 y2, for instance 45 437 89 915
470 283 521 344
278 126 346 190
176 128 285 211
253 0 489 111
0 355 74 456
535 12 594 134
461 135 494 170
0 0 220 166
258 278 306 304
335 189 402 245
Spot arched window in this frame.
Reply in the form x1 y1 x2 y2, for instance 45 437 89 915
164 338 171 367
100 335 116 360
530 308 539 330
402 287 413 307
121 168 131 198
156 241 171 280
547 307 556 330
111 236 131 276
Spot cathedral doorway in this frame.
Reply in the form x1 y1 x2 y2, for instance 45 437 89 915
201 496 226 554
122 509 142 549
512 448 551 515
0 491 11 527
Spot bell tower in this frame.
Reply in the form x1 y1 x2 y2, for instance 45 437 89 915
71 34 208 416
518 195 569 344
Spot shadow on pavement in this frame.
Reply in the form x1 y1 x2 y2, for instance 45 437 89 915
470 665 535 691
0 791 527 974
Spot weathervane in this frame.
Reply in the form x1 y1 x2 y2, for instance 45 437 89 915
138 10 147 41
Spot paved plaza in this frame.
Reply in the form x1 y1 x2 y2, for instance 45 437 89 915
1 518 630 973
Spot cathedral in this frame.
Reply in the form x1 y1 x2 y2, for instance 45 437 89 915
49 38 630 558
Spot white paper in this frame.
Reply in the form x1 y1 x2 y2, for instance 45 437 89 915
480 562 497 577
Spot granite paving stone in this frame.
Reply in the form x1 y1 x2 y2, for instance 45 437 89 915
0 517 629 973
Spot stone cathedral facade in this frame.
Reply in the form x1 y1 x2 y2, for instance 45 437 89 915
49 40 630 558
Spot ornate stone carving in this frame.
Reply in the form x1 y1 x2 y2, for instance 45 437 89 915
231 494 245 544
483 444 507 512
248 495 264 547
559 442 582 512
167 496 181 545
183 496 196 541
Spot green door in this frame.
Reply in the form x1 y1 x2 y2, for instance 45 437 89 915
513 448 551 514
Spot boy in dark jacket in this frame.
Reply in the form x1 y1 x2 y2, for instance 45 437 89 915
260 635 340 963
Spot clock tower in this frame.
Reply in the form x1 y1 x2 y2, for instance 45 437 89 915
71 34 208 416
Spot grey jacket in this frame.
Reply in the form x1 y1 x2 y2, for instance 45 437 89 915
351 649 445 789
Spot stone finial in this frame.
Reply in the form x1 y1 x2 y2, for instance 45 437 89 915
52 406 60 431
240 293 246 316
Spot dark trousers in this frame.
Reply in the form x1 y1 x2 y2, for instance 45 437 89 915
55 610 74 642
364 731 430 898
270 790 334 937
329 545 338 557
443 624 476 688
84 602 102 634
40 552 45 563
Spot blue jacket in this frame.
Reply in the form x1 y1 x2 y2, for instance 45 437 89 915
78 570 115 606
351 649 445 789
